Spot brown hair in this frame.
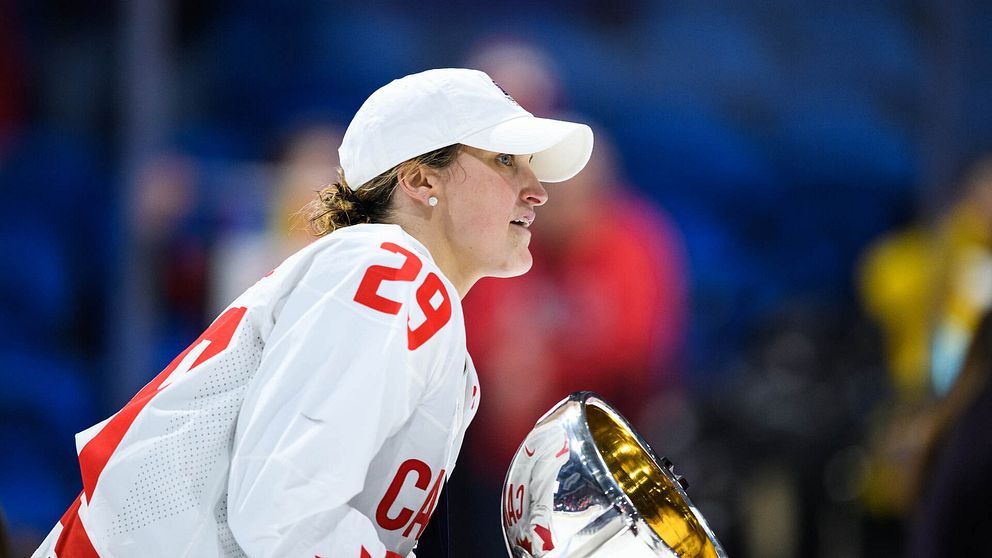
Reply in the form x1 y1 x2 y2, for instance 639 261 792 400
304 144 462 236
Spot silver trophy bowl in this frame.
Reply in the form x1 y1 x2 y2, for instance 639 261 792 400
501 391 728 558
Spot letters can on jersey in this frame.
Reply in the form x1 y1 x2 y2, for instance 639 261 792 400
375 459 445 541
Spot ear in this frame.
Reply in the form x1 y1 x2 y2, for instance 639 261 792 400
395 163 437 207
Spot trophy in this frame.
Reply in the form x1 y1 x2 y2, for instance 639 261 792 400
501 392 728 557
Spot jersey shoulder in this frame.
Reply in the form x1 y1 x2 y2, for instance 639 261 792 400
308 224 448 294
292 224 461 350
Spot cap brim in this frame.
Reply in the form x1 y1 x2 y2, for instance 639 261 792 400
460 116 594 183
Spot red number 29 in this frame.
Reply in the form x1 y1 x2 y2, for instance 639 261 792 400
354 242 452 350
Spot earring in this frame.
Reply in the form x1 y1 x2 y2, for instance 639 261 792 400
428 196 438 207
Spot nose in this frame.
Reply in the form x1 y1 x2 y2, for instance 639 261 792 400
521 169 549 207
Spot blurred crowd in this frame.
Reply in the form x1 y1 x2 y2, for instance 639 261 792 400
2 1 992 557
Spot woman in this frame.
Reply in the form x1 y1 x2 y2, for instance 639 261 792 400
33 68 593 558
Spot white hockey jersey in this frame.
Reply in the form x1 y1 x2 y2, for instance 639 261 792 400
33 223 480 558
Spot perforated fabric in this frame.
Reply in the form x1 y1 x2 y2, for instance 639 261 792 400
108 327 263 539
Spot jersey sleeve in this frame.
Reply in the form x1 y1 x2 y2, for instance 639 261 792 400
227 245 449 558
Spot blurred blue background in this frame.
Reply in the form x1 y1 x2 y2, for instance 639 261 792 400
2 0 992 556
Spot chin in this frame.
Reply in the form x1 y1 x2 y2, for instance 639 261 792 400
491 252 534 278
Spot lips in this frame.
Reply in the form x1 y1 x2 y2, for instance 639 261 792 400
510 212 536 228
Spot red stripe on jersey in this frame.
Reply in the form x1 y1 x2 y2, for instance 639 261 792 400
54 493 100 557
78 306 248 501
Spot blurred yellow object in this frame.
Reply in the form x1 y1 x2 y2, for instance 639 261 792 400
859 226 936 399
858 158 992 518
859 183 992 400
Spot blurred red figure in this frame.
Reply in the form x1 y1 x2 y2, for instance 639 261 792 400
462 129 689 479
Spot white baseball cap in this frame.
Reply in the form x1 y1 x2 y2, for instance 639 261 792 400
338 68 594 189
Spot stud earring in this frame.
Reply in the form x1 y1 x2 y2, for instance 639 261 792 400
428 196 438 207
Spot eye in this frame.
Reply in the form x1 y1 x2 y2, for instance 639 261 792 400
496 153 515 167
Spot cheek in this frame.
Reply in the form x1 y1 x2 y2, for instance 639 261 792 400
479 204 511 231
457 184 514 233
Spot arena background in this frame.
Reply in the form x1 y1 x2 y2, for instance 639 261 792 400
2 1 991 556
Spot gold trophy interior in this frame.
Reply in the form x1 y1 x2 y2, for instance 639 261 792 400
586 405 719 558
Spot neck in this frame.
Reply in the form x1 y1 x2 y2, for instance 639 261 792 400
387 214 476 299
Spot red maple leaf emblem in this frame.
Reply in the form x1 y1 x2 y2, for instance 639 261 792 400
515 536 533 555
